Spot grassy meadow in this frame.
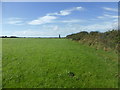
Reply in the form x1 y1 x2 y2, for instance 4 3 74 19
0 38 2 89
2 38 118 88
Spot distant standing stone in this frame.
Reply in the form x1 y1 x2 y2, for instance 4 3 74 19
59 34 61 38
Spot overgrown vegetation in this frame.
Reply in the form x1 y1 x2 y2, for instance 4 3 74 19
66 30 119 52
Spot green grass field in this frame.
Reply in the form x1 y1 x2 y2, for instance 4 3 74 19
2 38 118 88
0 38 2 89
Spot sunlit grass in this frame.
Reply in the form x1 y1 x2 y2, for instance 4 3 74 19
2 38 118 88
0 38 2 89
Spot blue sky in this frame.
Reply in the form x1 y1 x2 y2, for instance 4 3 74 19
2 2 118 37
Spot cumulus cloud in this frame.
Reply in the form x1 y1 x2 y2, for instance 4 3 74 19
103 7 118 12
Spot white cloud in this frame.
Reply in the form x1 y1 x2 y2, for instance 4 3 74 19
97 16 104 19
12 21 118 37
53 25 59 30
12 25 60 37
13 30 43 36
6 18 25 25
103 7 118 12
97 14 118 19
66 21 118 34
60 19 82 23
28 6 83 25
103 14 118 18
47 7 83 16
28 15 57 25
28 17 83 25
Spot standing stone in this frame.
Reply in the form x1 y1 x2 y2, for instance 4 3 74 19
59 34 61 38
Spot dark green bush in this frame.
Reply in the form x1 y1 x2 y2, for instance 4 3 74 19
66 30 119 51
